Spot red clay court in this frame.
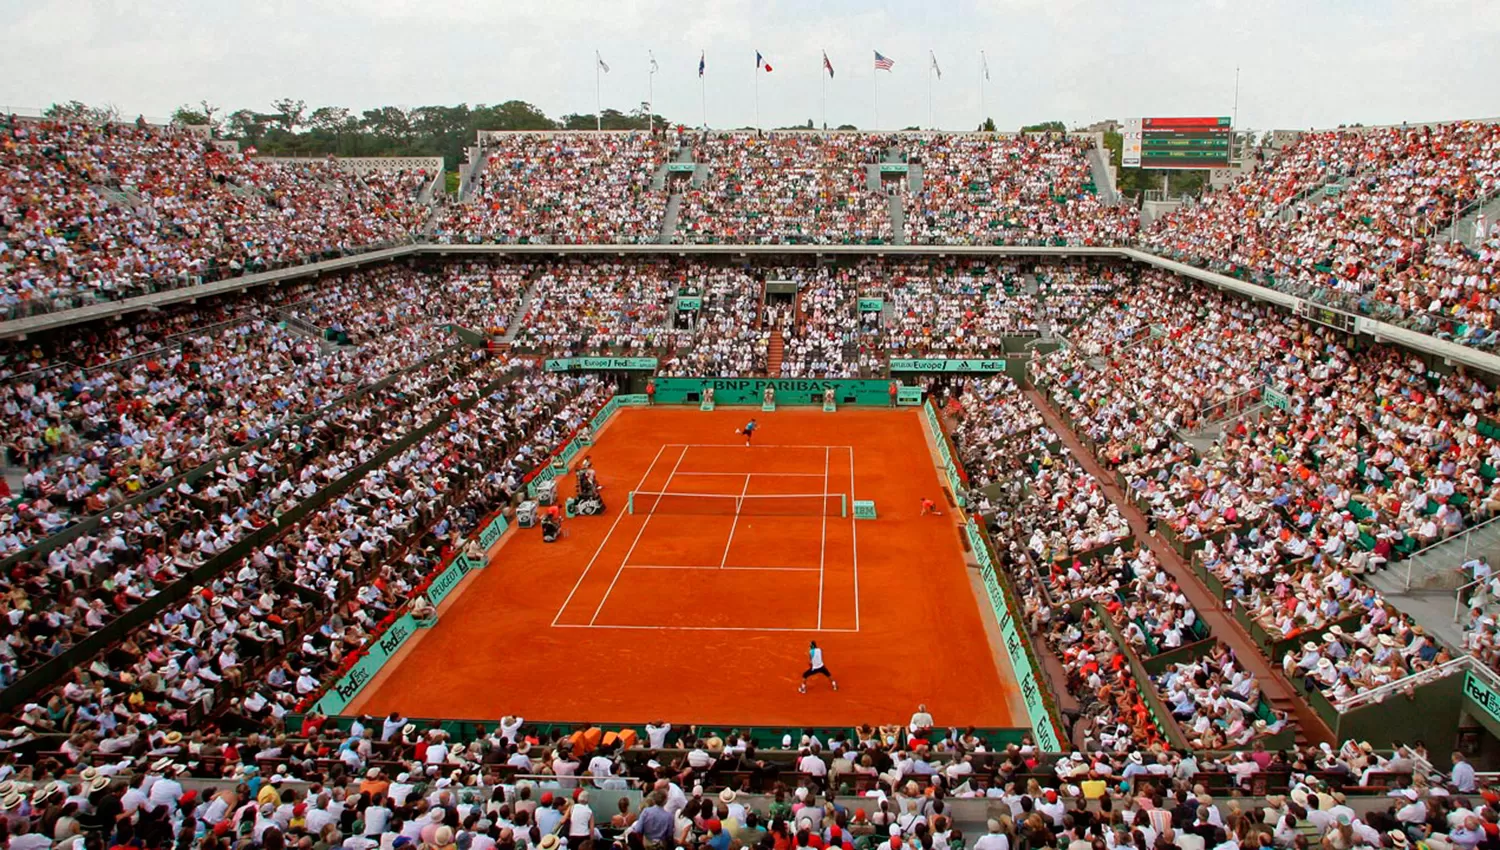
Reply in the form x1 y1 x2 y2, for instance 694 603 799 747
349 406 1021 728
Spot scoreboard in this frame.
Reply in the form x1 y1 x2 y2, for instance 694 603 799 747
1122 116 1232 169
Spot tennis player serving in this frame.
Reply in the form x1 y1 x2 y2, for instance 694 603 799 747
799 640 838 693
737 417 759 447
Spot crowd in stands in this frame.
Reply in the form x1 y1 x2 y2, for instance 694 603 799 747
435 133 669 245
1155 646 1280 750
23 360 607 759
0 697 1487 850
881 260 1036 357
775 266 865 378
903 134 1137 247
1145 122 1500 342
0 117 430 316
0 263 541 684
1035 265 1131 333
676 133 893 245
514 261 682 355
282 263 527 344
3 120 1500 848
658 269 768 377
1033 269 1498 709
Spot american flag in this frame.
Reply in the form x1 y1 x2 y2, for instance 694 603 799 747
874 50 894 71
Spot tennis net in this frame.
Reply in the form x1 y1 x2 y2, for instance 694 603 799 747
627 491 848 517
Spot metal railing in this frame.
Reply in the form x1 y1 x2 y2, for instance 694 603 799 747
1330 654 1492 713
1192 383 1264 430
1447 182 1500 244
1456 576 1489 622
1403 511 1500 590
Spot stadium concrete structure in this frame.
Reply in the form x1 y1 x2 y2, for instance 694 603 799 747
4 116 1500 848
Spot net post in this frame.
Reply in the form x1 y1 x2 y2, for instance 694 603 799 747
627 491 635 514
840 494 847 517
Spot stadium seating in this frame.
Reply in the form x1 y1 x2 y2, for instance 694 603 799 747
675 132 893 245
0 118 431 318
1 121 1498 850
434 132 669 245
903 134 1137 246
1033 269 1485 711
1146 122 1500 343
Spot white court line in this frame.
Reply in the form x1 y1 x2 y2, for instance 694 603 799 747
587 444 690 625
553 623 859 633
551 443 667 626
663 443 854 449
849 445 860 631
673 471 827 477
622 564 822 572
718 474 752 568
817 446 829 629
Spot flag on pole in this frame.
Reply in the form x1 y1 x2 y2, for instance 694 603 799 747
823 51 835 79
698 51 705 77
874 51 894 71
650 51 659 74
930 50 942 79
756 51 772 72
981 50 990 81
597 52 610 73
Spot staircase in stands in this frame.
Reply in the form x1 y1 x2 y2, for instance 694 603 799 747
767 331 785 376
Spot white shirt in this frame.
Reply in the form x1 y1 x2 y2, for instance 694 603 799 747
568 804 594 837
645 724 671 749
146 777 184 813
799 754 828 777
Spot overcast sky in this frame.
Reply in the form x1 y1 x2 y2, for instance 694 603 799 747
2 0 1497 133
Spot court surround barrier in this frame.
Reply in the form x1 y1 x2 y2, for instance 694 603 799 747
544 357 659 371
964 518 1066 751
526 394 649 498
922 399 967 502
652 377 894 406
311 547 493 715
313 613 420 715
890 358 1008 373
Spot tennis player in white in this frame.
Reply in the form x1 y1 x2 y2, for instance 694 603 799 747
799 640 838 693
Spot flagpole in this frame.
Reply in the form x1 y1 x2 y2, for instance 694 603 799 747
980 50 987 130
595 52 602 132
649 55 655 133
928 56 933 130
821 54 827 131
700 73 707 129
755 62 761 131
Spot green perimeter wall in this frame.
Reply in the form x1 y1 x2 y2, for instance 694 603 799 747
653 377 897 406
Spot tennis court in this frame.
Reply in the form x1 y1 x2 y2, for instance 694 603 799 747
347 406 1021 727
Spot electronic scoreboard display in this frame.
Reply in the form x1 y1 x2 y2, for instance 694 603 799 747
1123 116 1232 169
